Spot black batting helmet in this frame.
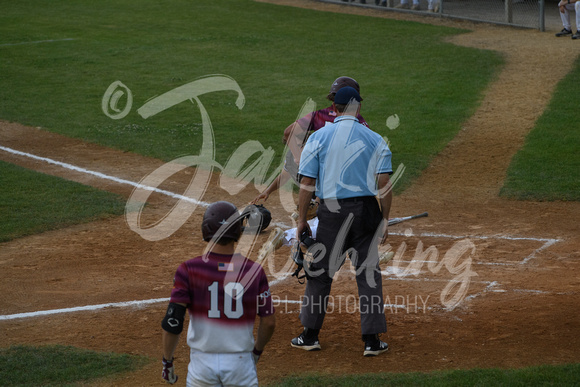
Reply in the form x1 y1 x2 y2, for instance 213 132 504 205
202 201 243 242
242 204 272 234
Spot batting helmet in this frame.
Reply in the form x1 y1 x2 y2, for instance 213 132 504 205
242 204 272 234
327 76 362 101
202 201 243 242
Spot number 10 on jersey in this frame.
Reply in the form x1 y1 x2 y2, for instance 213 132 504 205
208 281 245 319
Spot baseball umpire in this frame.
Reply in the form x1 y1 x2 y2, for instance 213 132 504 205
292 86 393 357
161 201 276 385
252 76 368 204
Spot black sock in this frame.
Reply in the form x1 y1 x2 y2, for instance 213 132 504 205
304 328 320 339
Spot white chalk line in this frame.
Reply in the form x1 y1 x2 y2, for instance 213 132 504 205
0 146 562 320
0 295 424 321
0 145 212 208
6 284 570 321
389 231 560 265
521 238 559 265
463 281 500 303
0 276 545 321
1 145 560 248
0 298 168 321
0 145 294 228
0 38 76 47
0 277 566 321
8 284 566 321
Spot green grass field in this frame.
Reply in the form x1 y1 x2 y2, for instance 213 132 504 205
0 345 148 386
1 0 579 385
0 161 126 243
501 55 580 201
0 0 502 190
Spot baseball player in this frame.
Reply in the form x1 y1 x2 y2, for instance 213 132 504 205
161 201 276 386
556 0 580 39
252 76 368 205
293 86 392 357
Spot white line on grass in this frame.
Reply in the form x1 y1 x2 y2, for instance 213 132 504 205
0 38 76 47
0 145 291 229
0 145 211 207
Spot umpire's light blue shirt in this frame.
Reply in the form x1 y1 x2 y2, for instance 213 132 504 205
298 115 392 200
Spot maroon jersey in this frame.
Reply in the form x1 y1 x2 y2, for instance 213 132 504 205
170 252 274 353
284 106 369 183
296 105 368 132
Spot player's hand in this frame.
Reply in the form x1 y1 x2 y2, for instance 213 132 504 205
251 192 269 205
162 357 178 384
558 1 566 11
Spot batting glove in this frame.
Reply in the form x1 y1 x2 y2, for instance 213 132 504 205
162 357 178 384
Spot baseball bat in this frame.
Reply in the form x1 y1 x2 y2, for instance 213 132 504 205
387 212 428 226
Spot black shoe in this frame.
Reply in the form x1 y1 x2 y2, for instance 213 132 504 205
556 28 573 37
572 31 580 39
291 331 321 351
363 337 389 357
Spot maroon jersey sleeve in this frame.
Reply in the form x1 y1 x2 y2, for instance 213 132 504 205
295 106 369 133
169 262 192 305
357 113 369 128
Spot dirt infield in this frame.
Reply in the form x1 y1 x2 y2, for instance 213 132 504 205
1 1 580 385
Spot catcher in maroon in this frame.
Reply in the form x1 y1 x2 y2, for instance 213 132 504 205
161 201 276 386
252 76 368 204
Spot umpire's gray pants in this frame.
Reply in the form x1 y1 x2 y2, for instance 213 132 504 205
299 197 387 335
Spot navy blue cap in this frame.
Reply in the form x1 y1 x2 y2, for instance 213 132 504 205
334 86 362 104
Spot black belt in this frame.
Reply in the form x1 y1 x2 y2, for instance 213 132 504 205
321 196 374 204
